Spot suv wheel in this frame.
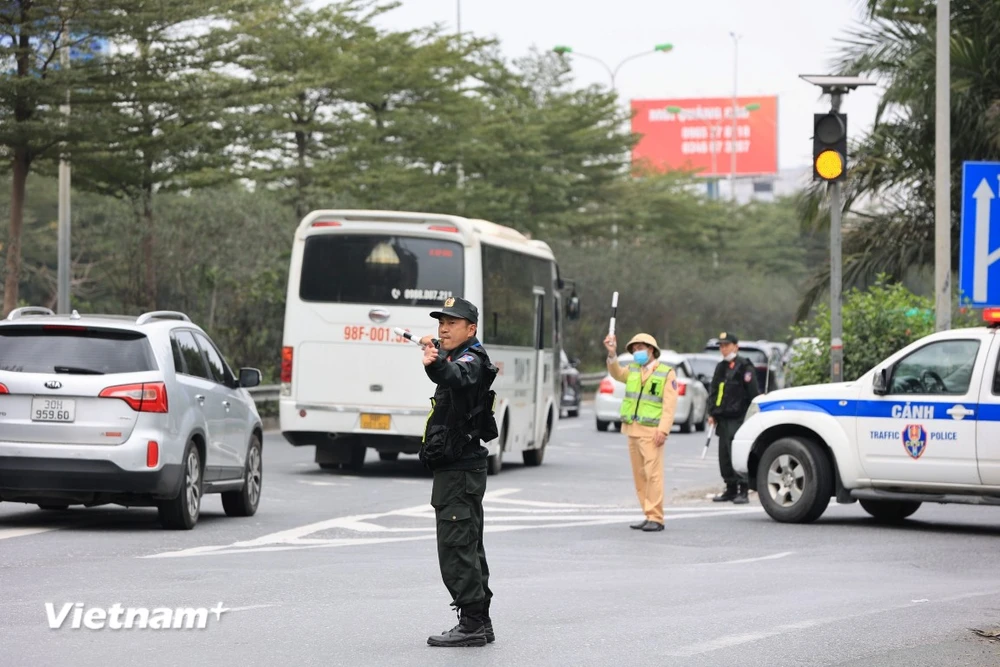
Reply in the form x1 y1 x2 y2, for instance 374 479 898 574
756 436 833 523
859 499 921 523
158 441 203 530
222 434 262 518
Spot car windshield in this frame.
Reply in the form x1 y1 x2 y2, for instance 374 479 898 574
687 357 717 377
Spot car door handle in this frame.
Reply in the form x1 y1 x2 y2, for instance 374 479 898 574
222 400 231 408
946 404 974 419
196 394 206 403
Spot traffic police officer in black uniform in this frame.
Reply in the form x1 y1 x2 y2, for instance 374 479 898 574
417 296 499 648
707 332 759 504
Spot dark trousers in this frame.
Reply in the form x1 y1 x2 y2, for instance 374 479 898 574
430 468 492 610
716 417 748 487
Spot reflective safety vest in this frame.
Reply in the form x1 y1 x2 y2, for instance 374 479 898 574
620 362 672 427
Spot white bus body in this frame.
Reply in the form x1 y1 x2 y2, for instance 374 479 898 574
279 209 573 474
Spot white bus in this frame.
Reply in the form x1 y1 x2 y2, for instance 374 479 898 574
278 209 580 474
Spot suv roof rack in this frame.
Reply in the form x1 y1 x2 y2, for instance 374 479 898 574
136 310 191 325
6 306 56 320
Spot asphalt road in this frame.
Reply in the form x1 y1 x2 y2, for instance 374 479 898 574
2 403 1000 666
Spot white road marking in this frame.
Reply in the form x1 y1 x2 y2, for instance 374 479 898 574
297 481 350 487
667 588 1000 657
226 604 277 613
0 527 61 541
140 488 764 559
711 551 794 566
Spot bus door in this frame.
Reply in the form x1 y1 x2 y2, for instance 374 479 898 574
532 287 547 446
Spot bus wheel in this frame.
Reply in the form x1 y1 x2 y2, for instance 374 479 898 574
487 418 507 475
523 414 550 467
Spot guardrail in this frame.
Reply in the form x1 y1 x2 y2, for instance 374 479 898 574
248 384 281 404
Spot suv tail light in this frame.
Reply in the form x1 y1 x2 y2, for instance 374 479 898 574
0 383 7 394
599 378 614 394
99 382 168 413
677 382 686 396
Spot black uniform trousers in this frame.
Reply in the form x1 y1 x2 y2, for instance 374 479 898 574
430 467 492 609
716 417 748 487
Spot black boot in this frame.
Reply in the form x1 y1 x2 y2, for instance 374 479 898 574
733 483 749 504
484 598 494 644
427 602 487 647
712 485 737 502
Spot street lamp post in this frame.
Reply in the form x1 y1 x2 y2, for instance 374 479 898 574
552 43 673 90
553 43 674 249
729 32 742 202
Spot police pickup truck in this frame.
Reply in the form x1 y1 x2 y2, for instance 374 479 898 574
732 316 1000 524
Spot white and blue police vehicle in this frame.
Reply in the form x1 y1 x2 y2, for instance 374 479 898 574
733 313 1000 524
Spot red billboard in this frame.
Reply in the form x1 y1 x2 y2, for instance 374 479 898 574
630 96 778 176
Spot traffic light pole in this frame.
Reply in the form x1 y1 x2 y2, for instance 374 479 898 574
829 92 844 383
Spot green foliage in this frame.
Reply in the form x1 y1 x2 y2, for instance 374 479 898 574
787 275 983 387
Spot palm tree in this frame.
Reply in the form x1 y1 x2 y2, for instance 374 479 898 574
795 0 1000 320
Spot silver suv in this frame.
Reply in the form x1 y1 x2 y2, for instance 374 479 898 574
0 307 264 530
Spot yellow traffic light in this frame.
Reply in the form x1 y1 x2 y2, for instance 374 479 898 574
814 149 844 180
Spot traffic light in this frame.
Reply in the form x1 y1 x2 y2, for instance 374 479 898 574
812 112 847 182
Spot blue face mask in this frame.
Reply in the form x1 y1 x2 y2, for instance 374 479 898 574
633 350 649 365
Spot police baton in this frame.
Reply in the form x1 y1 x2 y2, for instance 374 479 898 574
700 421 716 460
608 291 619 336
394 327 428 349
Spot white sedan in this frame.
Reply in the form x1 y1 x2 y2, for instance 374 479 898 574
594 351 709 433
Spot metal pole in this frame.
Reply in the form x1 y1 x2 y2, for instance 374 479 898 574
729 32 740 202
934 0 951 331
57 18 71 314
455 0 465 212
830 179 843 382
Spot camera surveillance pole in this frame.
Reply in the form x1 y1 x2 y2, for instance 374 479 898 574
799 75 874 383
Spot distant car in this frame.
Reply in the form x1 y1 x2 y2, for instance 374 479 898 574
560 349 581 418
703 339 784 393
594 351 708 433
683 352 720 389
0 306 265 530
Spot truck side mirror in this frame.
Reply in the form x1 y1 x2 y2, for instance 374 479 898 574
566 294 580 320
873 368 888 395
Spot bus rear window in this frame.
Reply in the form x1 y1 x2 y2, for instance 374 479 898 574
299 234 464 306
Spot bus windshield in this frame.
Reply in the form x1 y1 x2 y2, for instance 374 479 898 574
299 234 464 306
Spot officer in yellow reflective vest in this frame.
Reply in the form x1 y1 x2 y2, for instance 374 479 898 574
603 332 678 532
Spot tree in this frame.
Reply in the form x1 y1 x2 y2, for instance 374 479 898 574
0 0 123 315
795 0 1000 316
787 275 981 386
64 0 267 310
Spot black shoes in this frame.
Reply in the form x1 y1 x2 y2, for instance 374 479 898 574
641 521 664 532
630 519 649 530
733 484 749 504
428 602 491 647
712 486 737 502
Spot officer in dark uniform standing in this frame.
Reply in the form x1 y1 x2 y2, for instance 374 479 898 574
707 332 759 504
417 296 499 648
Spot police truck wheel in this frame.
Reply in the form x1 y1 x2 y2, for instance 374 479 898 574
859 499 921 523
756 436 833 524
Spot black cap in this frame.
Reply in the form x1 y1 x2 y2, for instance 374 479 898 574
718 331 739 345
430 296 479 324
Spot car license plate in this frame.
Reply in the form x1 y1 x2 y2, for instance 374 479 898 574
31 397 76 423
360 413 390 430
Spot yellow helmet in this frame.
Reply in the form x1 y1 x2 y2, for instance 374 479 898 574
625 333 661 358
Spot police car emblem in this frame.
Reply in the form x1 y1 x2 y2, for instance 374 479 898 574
445 297 455 307
902 424 927 459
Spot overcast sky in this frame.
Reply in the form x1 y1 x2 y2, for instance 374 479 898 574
348 0 883 172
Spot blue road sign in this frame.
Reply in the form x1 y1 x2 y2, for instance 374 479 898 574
959 161 1000 308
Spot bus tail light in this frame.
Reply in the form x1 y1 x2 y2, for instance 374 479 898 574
281 346 293 395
